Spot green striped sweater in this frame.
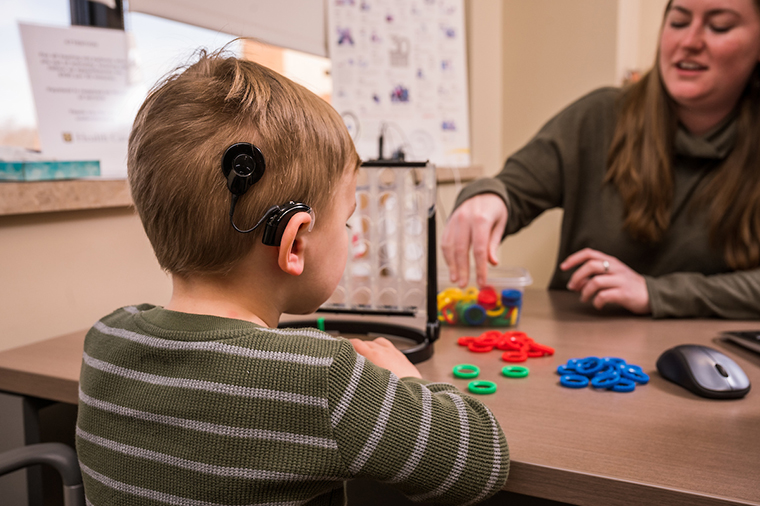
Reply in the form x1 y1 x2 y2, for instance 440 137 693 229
76 305 509 505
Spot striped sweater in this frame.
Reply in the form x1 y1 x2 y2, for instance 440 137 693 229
76 305 509 505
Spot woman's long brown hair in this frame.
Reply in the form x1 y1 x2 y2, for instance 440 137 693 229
605 0 760 269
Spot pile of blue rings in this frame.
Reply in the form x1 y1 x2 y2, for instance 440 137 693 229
557 356 649 393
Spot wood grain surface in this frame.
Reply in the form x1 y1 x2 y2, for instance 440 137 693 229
1 290 758 505
417 290 760 506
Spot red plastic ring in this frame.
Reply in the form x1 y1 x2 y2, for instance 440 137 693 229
468 342 494 353
529 343 555 356
457 336 475 346
477 286 499 309
501 351 528 362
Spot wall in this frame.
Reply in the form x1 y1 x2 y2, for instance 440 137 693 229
0 208 171 351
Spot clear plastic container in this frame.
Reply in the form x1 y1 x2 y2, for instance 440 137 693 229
437 267 533 327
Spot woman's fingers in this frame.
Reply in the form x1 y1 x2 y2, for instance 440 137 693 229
566 257 612 291
441 194 508 287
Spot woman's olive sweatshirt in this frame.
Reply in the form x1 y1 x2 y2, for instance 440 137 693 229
455 87 760 318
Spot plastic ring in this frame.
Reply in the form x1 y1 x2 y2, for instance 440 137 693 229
529 343 555 356
575 356 604 376
486 305 506 317
457 336 475 346
621 368 650 384
502 366 529 378
441 303 458 325
501 289 522 304
489 315 513 327
462 304 487 325
560 374 590 388
453 364 480 379
468 342 493 353
468 380 497 395
591 370 621 388
510 307 519 326
464 287 479 297
440 287 463 299
501 350 528 362
476 330 500 346
556 364 575 375
611 377 636 392
477 286 499 309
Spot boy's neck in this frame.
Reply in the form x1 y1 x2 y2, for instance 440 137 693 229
166 272 280 328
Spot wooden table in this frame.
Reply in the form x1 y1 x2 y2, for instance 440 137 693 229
1 290 758 506
417 290 760 506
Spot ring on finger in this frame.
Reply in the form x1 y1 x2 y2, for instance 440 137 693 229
602 260 610 274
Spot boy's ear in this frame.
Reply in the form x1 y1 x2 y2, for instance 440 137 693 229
277 212 314 276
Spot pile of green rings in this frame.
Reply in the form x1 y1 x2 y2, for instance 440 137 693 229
452 364 530 394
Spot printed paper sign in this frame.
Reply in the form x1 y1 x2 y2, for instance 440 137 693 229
328 0 471 168
19 23 141 178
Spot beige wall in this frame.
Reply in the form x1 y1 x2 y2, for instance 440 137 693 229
499 0 618 288
0 208 171 351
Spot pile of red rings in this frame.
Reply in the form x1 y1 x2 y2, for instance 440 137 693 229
457 330 554 362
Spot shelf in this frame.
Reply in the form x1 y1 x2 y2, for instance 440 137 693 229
0 179 133 217
0 165 483 217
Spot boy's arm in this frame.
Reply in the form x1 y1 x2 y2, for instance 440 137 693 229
328 340 509 505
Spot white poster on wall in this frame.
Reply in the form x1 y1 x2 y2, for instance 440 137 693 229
328 0 471 168
19 23 142 178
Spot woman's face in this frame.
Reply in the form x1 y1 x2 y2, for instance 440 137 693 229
659 0 760 115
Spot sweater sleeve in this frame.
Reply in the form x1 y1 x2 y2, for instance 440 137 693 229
327 340 509 505
453 88 619 239
646 268 760 319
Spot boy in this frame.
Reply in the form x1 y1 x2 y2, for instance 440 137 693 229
76 50 508 505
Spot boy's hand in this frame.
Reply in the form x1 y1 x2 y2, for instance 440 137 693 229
349 337 422 379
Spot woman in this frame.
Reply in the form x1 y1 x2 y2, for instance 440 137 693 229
442 0 760 318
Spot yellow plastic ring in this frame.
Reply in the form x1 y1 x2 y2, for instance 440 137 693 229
463 287 479 302
486 305 506 317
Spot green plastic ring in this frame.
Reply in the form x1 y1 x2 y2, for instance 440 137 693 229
502 365 529 378
317 317 325 332
468 380 497 395
453 364 480 379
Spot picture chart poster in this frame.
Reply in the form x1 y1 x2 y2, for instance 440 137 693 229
19 23 141 178
328 0 471 168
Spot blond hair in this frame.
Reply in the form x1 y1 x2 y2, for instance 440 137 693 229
606 0 760 269
128 49 360 275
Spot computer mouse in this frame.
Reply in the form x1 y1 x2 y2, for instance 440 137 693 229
656 344 751 399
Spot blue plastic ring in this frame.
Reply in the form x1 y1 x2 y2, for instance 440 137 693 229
557 364 576 375
591 371 621 388
462 304 487 325
560 374 590 388
501 289 522 305
621 368 650 384
575 357 604 376
598 364 618 375
611 377 636 392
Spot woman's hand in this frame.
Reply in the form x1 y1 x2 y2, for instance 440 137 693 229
441 194 508 287
350 337 422 379
560 248 651 314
